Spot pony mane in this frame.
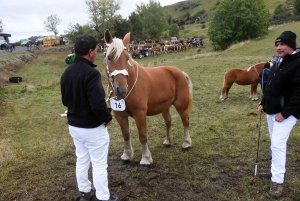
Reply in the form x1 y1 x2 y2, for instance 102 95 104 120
105 38 125 62
247 62 265 71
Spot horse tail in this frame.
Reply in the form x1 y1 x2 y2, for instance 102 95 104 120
182 71 193 114
220 74 226 99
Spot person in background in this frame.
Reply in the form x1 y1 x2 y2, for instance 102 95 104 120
61 34 120 201
35 40 40 49
4 43 13 52
26 41 31 51
11 43 15 50
258 31 300 199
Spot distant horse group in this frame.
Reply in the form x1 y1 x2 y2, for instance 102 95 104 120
125 38 202 56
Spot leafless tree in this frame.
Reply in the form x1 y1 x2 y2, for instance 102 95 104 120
43 15 62 36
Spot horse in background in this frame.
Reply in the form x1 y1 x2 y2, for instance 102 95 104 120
104 30 193 167
220 60 274 101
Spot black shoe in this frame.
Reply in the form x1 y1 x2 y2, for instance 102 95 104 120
96 195 120 201
258 172 272 179
78 188 96 201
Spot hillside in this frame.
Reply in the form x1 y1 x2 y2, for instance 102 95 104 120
163 0 287 26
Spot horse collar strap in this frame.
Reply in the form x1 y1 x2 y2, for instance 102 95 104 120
106 62 139 104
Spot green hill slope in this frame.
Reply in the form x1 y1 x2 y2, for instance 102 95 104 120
163 0 287 25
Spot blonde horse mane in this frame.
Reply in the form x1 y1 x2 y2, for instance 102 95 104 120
105 38 125 62
246 62 265 72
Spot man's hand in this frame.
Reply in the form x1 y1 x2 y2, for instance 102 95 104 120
258 105 264 114
275 113 285 122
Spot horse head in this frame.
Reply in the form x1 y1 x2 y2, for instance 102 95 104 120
104 30 131 99
264 60 276 69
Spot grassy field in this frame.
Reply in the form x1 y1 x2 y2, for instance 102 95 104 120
1 21 300 200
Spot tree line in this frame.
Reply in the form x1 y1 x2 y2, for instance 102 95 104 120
63 0 300 49
63 0 169 44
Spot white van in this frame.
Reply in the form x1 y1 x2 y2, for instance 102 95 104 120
170 37 178 42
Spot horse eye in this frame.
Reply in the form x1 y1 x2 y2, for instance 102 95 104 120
107 56 112 61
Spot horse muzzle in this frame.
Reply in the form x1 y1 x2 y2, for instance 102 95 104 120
115 85 128 99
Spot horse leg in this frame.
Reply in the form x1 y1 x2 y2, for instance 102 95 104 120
220 81 232 101
249 84 254 99
133 114 153 166
115 115 134 163
251 83 259 101
162 109 173 147
174 107 191 149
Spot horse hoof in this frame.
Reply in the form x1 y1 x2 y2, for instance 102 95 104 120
119 159 130 165
139 164 151 169
182 146 192 151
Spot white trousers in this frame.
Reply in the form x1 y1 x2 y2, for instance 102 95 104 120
266 114 297 184
69 124 110 200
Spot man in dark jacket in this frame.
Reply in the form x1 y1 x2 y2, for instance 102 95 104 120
258 31 300 199
61 34 119 201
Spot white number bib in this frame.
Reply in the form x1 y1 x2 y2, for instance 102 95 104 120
110 98 126 111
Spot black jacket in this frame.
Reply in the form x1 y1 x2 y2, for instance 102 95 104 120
61 56 112 128
261 51 300 119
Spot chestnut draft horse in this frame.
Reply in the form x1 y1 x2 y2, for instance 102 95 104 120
104 30 193 167
220 60 274 101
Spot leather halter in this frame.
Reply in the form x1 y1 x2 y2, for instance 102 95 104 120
105 46 138 101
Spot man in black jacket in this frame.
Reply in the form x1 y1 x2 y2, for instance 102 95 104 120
61 34 119 201
258 31 300 199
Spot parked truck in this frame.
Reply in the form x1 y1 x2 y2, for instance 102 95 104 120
43 36 61 47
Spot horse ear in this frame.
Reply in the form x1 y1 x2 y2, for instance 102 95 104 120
104 29 113 44
123 32 131 47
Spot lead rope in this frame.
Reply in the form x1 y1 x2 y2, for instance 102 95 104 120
124 62 138 100
106 64 115 102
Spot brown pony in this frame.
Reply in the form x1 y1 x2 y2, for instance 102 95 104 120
104 30 193 167
220 60 274 101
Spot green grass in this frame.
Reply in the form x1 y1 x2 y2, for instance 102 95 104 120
1 22 300 200
163 0 286 23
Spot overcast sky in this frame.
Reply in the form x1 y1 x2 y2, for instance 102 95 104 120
2 0 184 42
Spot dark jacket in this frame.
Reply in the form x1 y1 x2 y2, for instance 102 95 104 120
61 56 112 128
261 50 300 119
